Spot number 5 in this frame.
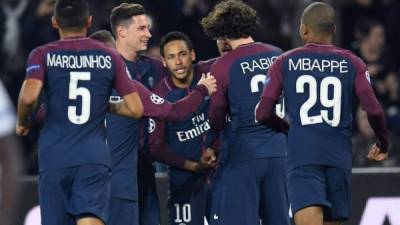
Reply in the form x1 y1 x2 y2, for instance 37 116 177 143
68 72 91 124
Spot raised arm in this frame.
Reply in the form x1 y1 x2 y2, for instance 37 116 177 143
129 76 215 123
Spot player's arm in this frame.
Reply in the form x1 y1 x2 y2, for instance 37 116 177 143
17 48 45 136
354 59 389 160
132 75 216 123
209 63 229 131
255 56 289 133
148 118 211 172
17 79 43 136
111 52 143 118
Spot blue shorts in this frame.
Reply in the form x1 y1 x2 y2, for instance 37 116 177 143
215 157 289 225
39 164 110 225
109 198 139 225
168 174 209 225
288 165 351 221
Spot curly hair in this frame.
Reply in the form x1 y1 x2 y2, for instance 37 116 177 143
201 0 259 40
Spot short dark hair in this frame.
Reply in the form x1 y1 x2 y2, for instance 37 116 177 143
301 2 335 36
54 0 90 29
90 30 115 43
110 3 146 37
201 0 259 40
159 31 193 57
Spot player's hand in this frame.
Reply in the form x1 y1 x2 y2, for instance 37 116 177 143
367 143 388 161
16 123 30 136
201 148 217 167
198 72 217 96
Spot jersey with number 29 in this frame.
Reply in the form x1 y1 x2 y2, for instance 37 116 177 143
25 37 136 172
264 43 373 170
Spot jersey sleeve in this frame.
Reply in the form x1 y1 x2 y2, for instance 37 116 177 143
261 55 285 100
209 62 229 131
353 56 374 94
25 47 46 81
148 118 188 168
112 51 138 96
353 57 389 152
135 80 208 123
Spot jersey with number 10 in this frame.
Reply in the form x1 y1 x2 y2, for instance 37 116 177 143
25 37 136 172
264 43 373 170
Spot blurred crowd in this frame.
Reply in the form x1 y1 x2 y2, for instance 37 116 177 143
0 0 399 174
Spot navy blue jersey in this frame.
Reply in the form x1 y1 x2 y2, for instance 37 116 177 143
209 42 287 163
262 43 373 170
106 55 167 200
149 60 214 188
25 37 137 172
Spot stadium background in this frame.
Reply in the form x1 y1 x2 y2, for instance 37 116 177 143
0 0 399 224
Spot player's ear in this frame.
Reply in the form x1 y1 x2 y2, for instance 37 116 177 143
332 24 337 35
299 23 307 39
51 16 59 29
191 50 196 61
86 15 93 28
161 57 167 67
117 25 126 39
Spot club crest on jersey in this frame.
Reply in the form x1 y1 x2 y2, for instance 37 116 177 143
150 94 165 104
365 71 371 84
148 118 156 133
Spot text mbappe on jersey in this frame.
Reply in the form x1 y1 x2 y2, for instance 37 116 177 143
289 58 349 73
46 53 112 69
240 57 278 74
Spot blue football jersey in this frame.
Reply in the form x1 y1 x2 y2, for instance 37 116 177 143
106 55 167 200
209 42 288 163
264 43 373 169
25 37 136 171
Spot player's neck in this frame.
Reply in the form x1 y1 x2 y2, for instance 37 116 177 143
305 36 332 45
116 41 137 61
171 70 194 89
228 37 255 50
58 28 87 39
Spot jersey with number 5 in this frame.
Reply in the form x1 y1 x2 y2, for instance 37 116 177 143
265 43 373 170
25 37 136 171
209 42 287 163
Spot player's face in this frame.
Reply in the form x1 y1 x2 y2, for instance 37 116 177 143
162 40 195 83
216 38 232 55
125 15 151 52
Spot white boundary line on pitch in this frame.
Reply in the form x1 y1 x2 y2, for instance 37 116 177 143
352 167 400 174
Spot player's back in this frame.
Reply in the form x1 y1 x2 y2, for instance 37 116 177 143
29 37 125 171
279 43 364 169
214 42 287 163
